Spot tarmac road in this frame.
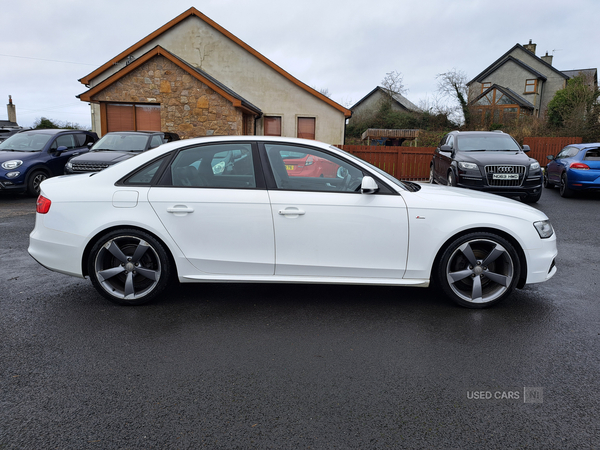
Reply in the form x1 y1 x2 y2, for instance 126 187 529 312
1 187 599 449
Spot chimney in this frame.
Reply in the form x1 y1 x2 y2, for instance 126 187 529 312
541 51 553 66
523 39 537 55
7 95 17 124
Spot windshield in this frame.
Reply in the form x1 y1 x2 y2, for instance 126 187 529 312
329 146 408 191
0 132 52 152
91 134 150 152
457 135 521 152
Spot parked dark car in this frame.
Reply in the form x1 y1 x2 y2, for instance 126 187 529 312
0 129 98 196
64 131 179 174
430 130 543 203
544 143 600 197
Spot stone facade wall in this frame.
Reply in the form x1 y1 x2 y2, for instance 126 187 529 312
92 56 251 139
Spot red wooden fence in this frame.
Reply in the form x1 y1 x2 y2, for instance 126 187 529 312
523 137 583 163
338 145 435 181
338 137 582 181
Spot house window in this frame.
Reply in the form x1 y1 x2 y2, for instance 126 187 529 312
297 117 316 140
525 79 537 94
264 116 281 136
481 82 492 93
106 103 161 132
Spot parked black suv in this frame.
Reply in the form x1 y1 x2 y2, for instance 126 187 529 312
64 131 179 174
429 130 543 203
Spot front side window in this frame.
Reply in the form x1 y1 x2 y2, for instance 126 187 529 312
166 143 255 189
265 143 363 192
51 134 76 150
150 135 163 149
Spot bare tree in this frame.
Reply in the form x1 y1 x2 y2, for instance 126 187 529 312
380 71 405 105
436 69 470 126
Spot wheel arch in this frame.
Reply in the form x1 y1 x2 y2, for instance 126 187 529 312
432 227 528 289
81 225 178 279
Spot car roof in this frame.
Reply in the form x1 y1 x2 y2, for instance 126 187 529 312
103 131 160 136
569 143 600 149
20 129 91 135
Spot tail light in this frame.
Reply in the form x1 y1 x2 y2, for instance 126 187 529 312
305 156 314 166
570 162 590 170
36 195 51 214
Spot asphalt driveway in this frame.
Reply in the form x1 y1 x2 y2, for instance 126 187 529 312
1 188 599 449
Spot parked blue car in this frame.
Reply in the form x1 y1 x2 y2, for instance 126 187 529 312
544 143 600 197
0 129 98 196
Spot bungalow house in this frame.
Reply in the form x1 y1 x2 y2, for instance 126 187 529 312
348 86 418 126
78 7 350 144
467 40 597 124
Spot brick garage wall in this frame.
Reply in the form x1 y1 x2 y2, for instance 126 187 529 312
92 56 248 139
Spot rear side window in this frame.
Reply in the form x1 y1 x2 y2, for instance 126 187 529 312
584 148 600 160
75 133 96 146
123 154 171 185
165 143 256 189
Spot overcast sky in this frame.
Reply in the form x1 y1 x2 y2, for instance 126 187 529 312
2 0 599 129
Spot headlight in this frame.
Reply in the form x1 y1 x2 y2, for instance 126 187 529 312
65 161 73 170
534 220 554 239
530 162 540 170
2 160 23 170
458 162 478 170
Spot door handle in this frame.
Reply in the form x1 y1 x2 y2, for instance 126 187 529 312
278 208 305 216
167 205 195 214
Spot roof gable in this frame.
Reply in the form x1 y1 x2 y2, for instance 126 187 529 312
471 84 535 109
78 46 261 115
79 7 350 117
351 86 418 111
467 43 568 86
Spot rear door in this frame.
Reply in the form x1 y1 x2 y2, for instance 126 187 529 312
148 142 275 275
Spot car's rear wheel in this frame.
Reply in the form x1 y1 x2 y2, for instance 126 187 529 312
435 232 520 308
26 170 47 197
88 229 171 305
559 173 574 198
543 169 554 189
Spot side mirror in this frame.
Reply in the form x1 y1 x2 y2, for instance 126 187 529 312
440 145 452 153
547 154 554 160
54 145 68 155
361 176 379 194
522 144 531 152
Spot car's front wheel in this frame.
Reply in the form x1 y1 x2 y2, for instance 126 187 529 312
523 190 541 203
429 165 437 184
435 232 521 308
543 169 554 189
87 229 172 305
27 170 48 197
447 171 456 187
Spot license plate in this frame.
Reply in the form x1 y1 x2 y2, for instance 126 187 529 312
285 165 295 170
493 173 519 180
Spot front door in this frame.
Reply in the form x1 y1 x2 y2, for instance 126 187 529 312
263 143 409 279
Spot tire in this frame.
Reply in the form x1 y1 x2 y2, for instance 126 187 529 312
26 170 48 197
543 169 554 189
523 190 542 203
559 173 574 198
435 232 521 308
447 171 456 187
87 229 172 305
429 165 437 184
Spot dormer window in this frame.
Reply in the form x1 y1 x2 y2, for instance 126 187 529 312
525 79 537 94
